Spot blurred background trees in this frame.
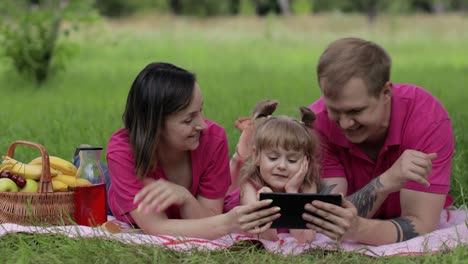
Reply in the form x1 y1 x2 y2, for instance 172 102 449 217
95 0 468 17
0 0 466 84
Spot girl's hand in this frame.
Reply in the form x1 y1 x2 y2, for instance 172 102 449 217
290 229 316 243
226 199 281 234
256 186 273 200
133 179 191 214
259 229 279 241
285 157 309 193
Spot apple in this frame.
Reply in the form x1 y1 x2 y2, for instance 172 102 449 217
20 179 39 193
0 178 20 192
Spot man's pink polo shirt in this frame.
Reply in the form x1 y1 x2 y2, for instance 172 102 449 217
106 119 231 224
309 83 454 219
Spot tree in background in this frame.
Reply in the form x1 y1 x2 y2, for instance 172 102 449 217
0 0 96 85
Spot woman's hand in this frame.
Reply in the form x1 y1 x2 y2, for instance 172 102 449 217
225 199 281 235
133 178 191 214
302 194 360 241
285 157 309 193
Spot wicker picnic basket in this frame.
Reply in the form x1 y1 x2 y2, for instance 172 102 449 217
0 141 75 225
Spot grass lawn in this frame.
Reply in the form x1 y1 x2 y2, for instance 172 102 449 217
0 13 467 263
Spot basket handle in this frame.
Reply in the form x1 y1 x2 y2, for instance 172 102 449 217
6 140 53 193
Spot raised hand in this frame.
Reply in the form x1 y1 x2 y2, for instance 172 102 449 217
285 157 309 193
133 178 191 214
381 150 436 192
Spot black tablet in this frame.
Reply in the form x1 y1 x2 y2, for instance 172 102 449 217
259 193 342 229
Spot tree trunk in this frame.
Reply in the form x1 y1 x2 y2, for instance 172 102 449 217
277 0 291 15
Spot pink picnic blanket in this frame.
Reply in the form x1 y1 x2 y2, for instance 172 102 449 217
1 208 466 257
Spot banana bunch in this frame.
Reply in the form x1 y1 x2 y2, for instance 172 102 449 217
29 156 78 176
1 156 61 180
27 156 91 191
0 155 93 192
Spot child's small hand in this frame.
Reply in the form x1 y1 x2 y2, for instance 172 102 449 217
256 186 273 201
285 157 309 193
290 229 316 243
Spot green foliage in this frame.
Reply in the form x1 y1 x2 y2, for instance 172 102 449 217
176 0 239 16
0 0 96 85
94 0 138 17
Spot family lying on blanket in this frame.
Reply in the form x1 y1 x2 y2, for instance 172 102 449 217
104 37 454 246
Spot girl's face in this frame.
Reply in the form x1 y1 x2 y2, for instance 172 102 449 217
255 147 306 192
160 83 207 152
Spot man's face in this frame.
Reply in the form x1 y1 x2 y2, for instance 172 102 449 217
322 78 392 145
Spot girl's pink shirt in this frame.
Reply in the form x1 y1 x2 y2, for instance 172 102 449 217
106 120 231 224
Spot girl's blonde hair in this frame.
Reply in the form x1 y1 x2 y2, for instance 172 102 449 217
240 107 321 192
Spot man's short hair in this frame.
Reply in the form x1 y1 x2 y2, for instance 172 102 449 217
317 37 391 98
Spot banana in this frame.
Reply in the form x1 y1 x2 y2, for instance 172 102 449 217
51 179 68 192
29 156 78 176
2 156 61 180
53 174 91 188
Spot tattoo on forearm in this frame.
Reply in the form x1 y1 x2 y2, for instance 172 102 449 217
319 184 337 195
348 177 384 217
389 217 419 242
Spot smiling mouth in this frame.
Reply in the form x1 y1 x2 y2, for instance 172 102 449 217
273 174 288 178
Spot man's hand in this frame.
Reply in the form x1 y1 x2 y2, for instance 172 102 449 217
303 194 360 241
381 150 436 193
285 157 309 193
134 179 191 214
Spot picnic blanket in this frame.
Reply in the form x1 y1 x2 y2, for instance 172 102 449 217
1 208 466 257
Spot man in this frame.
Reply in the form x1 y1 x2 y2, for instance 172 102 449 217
303 37 454 245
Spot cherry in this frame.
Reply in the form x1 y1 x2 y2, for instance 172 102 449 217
10 174 18 182
15 176 27 188
0 171 11 179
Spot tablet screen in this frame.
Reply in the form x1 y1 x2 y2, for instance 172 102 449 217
259 193 342 229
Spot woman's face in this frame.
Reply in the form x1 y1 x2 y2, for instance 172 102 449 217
160 83 207 152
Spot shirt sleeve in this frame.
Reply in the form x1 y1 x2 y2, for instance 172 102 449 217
317 129 346 179
107 148 144 218
403 119 454 194
197 132 231 199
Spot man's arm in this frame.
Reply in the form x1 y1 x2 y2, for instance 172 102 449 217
345 190 445 245
304 188 445 245
320 176 392 218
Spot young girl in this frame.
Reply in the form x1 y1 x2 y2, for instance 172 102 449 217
229 100 321 243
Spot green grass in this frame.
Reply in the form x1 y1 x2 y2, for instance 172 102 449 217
0 13 467 262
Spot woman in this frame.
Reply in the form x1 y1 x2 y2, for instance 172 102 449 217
106 62 280 239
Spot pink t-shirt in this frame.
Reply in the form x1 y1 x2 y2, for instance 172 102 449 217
309 83 454 219
106 119 231 224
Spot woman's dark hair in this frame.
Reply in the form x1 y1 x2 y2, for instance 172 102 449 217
123 62 196 179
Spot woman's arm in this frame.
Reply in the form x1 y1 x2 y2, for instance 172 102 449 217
130 199 281 239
